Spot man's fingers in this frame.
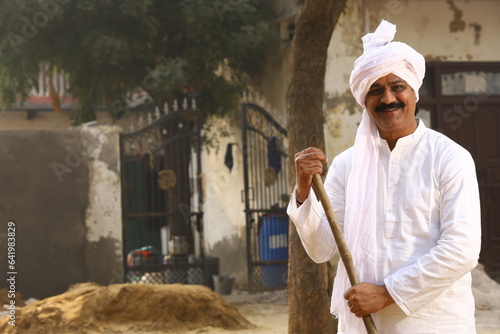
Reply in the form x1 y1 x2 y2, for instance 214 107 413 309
299 147 323 155
295 150 326 177
347 298 364 318
294 147 328 163
294 147 327 202
343 283 390 317
296 152 327 162
297 159 323 170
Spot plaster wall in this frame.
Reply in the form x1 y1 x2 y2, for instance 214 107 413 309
81 126 123 286
201 117 248 288
0 126 122 299
0 111 72 130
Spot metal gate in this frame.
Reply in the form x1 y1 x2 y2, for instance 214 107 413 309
241 102 289 291
120 104 218 286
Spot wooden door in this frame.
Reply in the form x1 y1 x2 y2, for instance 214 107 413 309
435 104 500 273
421 62 500 275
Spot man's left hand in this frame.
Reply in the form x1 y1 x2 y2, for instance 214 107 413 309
343 283 395 317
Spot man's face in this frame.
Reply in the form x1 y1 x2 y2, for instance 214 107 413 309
364 73 417 138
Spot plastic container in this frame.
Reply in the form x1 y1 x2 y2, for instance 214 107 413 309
259 214 289 288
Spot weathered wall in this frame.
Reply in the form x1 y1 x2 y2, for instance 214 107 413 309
0 110 137 131
0 111 72 130
0 126 122 299
202 117 248 288
81 126 123 286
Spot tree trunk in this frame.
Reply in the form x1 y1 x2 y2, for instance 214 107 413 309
286 1 347 333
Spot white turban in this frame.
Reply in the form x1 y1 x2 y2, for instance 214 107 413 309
349 20 426 107
330 21 425 333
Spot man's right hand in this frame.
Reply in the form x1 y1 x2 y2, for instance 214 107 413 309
294 147 328 203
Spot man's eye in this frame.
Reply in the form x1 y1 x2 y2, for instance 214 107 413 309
368 89 382 95
393 85 405 92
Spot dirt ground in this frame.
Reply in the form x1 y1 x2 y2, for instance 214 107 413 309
223 264 500 334
180 289 500 334
223 290 500 334
1 266 500 334
2 289 499 334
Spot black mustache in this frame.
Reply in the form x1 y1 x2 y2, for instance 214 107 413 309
375 102 406 112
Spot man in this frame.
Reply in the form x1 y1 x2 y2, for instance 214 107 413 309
287 20 481 333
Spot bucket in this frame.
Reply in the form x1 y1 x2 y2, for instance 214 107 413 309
212 274 235 295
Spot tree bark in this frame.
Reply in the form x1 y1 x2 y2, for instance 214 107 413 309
286 1 347 333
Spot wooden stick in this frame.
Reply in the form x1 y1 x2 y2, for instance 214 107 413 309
311 173 378 334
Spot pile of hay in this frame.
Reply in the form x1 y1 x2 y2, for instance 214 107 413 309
0 283 254 334
0 289 25 308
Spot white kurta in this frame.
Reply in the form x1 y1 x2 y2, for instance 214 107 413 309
287 120 481 334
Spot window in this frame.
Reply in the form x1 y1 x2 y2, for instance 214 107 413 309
441 71 500 96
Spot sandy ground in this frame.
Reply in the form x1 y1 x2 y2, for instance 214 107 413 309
1 266 499 333
1 289 499 334
180 290 500 334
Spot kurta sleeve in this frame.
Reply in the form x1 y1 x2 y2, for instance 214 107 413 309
286 154 348 264
384 148 481 315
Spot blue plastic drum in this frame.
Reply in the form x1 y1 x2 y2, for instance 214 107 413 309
259 214 289 288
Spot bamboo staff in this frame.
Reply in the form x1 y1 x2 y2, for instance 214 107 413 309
311 173 378 334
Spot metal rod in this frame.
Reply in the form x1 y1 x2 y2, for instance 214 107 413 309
241 102 254 290
311 173 378 334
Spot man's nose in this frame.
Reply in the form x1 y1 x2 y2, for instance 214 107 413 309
380 88 397 104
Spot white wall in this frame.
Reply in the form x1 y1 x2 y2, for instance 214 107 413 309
201 117 248 287
82 125 123 284
83 126 122 250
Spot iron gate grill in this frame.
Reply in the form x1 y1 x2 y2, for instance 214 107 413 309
241 102 289 292
120 107 217 287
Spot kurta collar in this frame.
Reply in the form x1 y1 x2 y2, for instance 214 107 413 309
377 118 426 148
